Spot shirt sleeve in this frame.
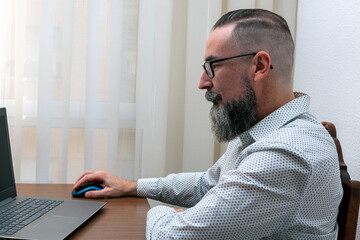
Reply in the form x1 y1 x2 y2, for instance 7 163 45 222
137 141 241 207
144 146 311 239
137 155 225 207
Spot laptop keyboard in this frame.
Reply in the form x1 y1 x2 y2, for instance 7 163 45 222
0 198 63 236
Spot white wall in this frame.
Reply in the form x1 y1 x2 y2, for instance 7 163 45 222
294 1 360 180
294 1 360 237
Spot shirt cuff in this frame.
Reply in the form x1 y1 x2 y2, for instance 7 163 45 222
137 178 160 198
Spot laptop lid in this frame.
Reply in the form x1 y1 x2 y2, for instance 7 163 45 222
0 108 17 202
0 107 106 240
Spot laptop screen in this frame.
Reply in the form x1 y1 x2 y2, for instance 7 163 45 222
0 108 17 201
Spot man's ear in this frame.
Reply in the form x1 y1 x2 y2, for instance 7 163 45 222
253 51 272 82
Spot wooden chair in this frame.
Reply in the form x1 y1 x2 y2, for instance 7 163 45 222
322 122 360 240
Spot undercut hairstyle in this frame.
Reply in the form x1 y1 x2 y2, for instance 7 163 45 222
213 9 295 81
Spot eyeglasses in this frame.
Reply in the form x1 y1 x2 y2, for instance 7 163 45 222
202 52 273 79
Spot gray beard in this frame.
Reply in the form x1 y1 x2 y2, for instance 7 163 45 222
206 86 257 142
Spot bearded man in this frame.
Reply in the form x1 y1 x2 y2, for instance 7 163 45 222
74 9 342 239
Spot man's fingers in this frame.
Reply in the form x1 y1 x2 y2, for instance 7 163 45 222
75 171 94 184
174 208 184 212
73 172 100 190
84 189 107 199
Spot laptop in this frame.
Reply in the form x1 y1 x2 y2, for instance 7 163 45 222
0 108 106 240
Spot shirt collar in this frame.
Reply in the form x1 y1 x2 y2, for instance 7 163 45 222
238 92 310 147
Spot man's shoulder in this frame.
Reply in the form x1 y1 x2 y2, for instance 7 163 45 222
237 115 338 183
278 115 331 145
254 114 337 166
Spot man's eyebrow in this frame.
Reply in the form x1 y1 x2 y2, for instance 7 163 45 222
205 55 217 62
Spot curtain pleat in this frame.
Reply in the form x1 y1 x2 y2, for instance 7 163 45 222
36 0 56 183
107 0 122 176
60 0 74 183
13 0 27 182
84 0 100 172
135 0 173 178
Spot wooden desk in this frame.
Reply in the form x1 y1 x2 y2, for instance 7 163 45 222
16 184 150 240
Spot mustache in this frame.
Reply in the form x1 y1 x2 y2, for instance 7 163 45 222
205 90 222 104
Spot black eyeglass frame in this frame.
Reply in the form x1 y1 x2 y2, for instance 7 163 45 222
202 52 273 79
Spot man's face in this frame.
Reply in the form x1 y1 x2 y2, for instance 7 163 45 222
199 24 251 103
199 25 257 142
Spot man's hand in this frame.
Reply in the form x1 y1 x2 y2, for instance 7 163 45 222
73 170 137 198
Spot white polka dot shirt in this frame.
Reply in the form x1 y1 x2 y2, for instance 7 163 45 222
137 93 343 239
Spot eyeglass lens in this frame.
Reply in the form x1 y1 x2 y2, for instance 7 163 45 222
204 62 213 78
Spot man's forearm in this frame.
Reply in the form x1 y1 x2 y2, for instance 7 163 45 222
137 172 209 207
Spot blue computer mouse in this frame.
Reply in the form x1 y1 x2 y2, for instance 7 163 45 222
72 182 103 198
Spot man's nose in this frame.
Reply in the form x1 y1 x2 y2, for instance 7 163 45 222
198 71 213 89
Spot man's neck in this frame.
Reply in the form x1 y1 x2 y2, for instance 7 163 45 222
255 88 295 122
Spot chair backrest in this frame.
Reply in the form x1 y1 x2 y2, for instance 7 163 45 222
321 122 360 240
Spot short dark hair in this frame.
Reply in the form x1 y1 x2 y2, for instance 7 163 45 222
213 9 295 80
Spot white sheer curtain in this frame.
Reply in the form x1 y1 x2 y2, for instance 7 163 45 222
0 0 297 184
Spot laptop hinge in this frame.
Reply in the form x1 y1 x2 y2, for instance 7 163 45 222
0 197 15 208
